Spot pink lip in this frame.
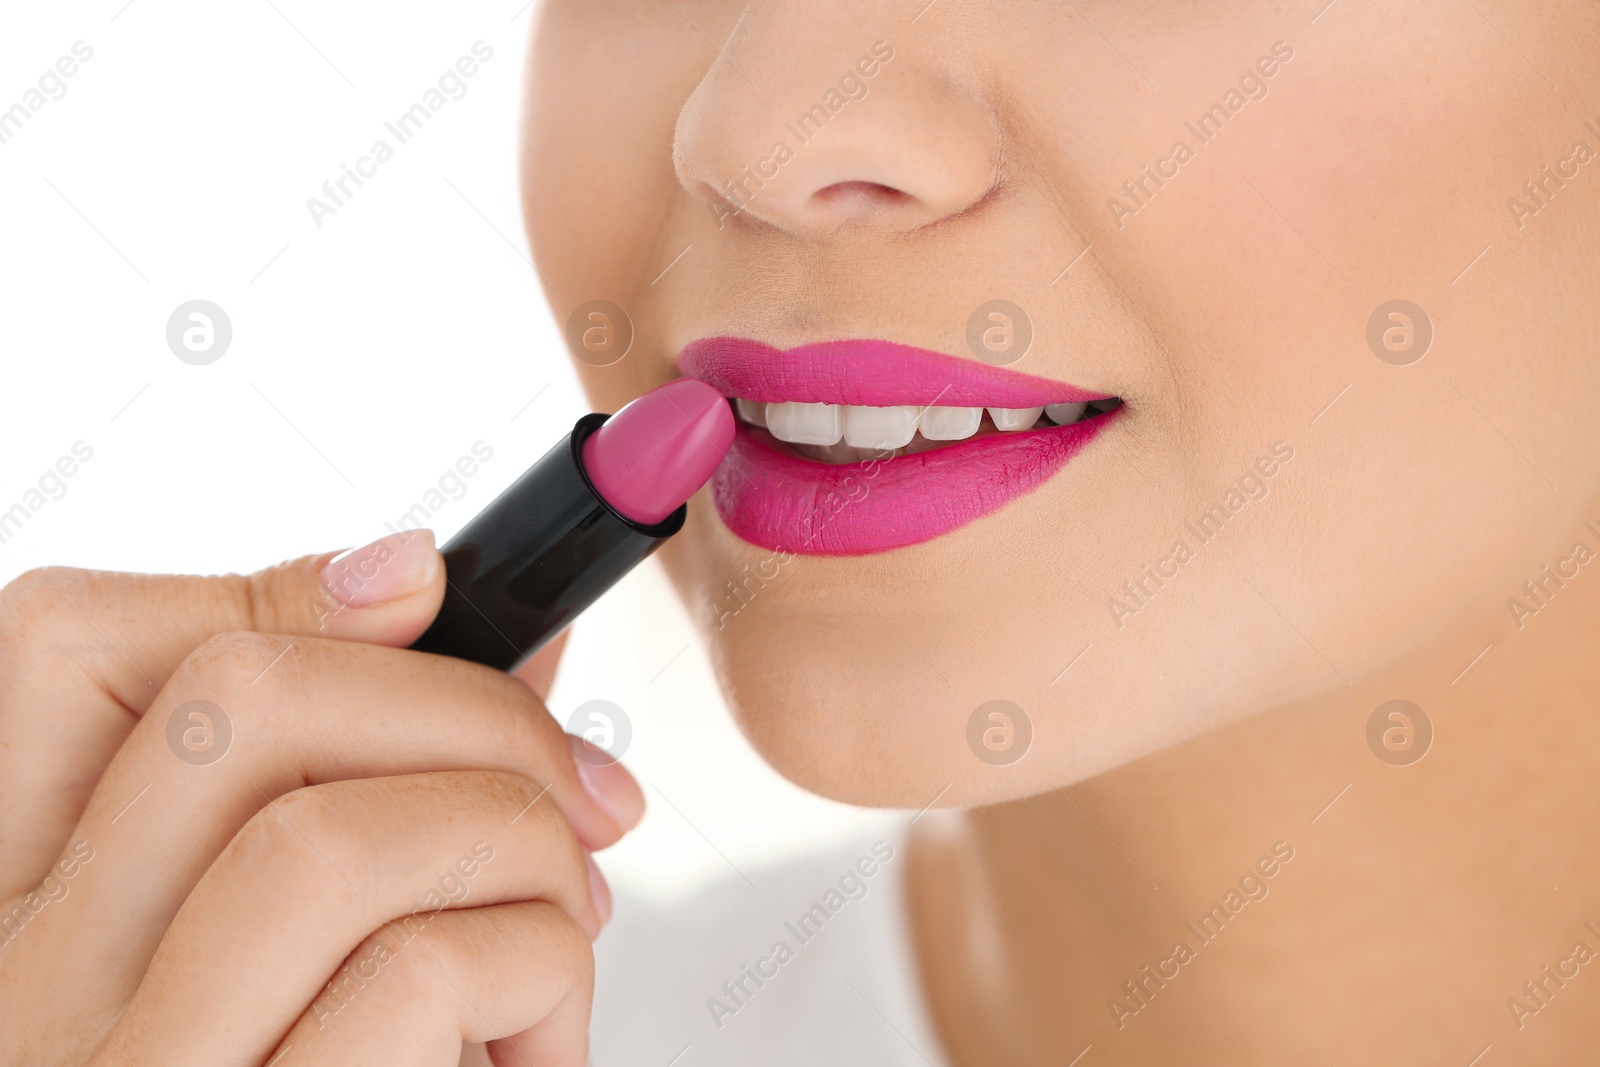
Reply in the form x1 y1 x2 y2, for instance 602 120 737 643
678 338 1120 556
678 337 1107 407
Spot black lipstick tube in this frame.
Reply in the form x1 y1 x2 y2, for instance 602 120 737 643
409 413 684 670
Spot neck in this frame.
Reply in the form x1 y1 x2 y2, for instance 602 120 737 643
910 551 1600 1064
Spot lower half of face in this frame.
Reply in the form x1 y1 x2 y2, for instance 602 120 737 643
523 0 1600 806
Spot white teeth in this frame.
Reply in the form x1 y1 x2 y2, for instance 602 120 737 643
842 405 920 449
765 401 842 445
988 406 1044 431
734 398 767 428
918 406 983 440
1044 401 1086 425
750 396 1099 450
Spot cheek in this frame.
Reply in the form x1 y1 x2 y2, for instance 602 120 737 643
1067 12 1600 679
522 0 722 407
1228 34 1600 650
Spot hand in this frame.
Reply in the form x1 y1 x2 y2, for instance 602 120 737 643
0 531 644 1066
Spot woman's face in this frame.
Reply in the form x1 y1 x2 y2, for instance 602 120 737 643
521 1 1600 806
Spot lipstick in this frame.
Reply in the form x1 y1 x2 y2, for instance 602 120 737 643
410 378 733 670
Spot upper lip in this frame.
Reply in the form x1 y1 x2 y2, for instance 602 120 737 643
676 337 1112 408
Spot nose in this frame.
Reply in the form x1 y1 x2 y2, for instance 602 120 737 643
673 13 1000 234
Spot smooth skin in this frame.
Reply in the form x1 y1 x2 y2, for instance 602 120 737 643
521 0 1600 1062
0 532 644 1065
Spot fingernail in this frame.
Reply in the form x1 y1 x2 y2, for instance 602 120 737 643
567 734 646 833
320 531 439 609
586 852 613 934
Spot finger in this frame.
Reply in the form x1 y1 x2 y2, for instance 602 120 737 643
15 633 641 1019
268 901 593 1067
102 771 600 1067
0 530 443 894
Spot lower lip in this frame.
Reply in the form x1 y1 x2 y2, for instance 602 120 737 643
710 410 1121 556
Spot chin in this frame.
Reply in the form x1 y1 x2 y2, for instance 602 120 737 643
672 543 1108 808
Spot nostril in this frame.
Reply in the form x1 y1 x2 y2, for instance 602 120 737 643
814 181 912 209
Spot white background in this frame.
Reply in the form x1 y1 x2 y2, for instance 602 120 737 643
0 0 889 901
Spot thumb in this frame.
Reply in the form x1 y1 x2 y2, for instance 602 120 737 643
295 530 446 646
0 530 443 892
4 530 444 720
